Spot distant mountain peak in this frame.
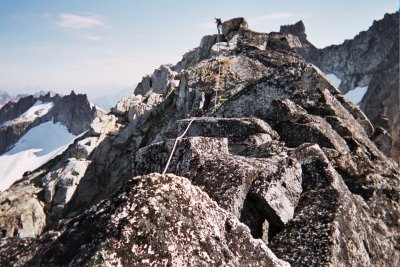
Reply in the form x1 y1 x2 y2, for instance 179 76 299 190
280 20 306 38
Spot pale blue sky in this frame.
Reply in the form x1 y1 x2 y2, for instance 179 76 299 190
0 0 398 98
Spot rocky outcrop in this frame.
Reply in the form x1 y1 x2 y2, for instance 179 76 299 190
134 65 179 96
281 12 400 161
0 181 46 239
281 12 400 162
222 17 249 39
0 17 399 266
26 173 289 266
271 144 398 266
283 12 399 94
51 91 99 135
359 37 400 161
132 133 302 225
174 34 218 71
280 20 318 62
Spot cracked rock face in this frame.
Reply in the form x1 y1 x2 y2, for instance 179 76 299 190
283 12 400 163
0 17 399 266
32 173 289 266
271 144 399 266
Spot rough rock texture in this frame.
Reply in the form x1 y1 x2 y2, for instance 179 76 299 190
222 17 249 39
0 91 99 154
271 144 399 266
0 181 46 238
132 134 302 227
282 12 400 162
29 173 289 266
51 91 98 135
172 117 279 144
134 64 178 96
111 94 141 117
267 32 302 51
360 37 400 161
0 17 399 266
174 34 218 71
0 231 60 266
280 20 318 62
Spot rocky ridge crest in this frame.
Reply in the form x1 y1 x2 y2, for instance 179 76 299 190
0 17 399 266
281 12 400 162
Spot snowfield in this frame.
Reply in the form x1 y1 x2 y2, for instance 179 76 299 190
325 73 368 106
0 121 77 191
344 86 368 105
2 101 54 126
325 73 342 88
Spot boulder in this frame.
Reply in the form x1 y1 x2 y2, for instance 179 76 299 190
133 133 302 235
32 173 289 267
111 94 142 117
267 33 302 51
222 17 249 38
0 184 45 238
89 114 118 136
134 65 177 96
133 75 151 96
237 29 269 50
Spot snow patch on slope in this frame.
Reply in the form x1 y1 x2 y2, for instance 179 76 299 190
345 86 368 106
2 101 54 126
325 73 341 88
0 121 77 191
325 73 368 106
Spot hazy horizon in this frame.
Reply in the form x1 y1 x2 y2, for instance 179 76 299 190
1 0 398 99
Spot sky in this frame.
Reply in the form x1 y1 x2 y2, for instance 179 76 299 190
0 0 398 99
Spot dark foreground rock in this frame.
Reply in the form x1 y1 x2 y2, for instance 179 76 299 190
22 173 288 266
271 144 399 266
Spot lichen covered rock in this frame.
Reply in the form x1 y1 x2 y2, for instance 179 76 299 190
33 173 289 266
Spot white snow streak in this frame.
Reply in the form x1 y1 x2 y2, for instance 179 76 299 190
2 101 54 126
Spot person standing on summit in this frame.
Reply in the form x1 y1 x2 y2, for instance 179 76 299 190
215 17 222 35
